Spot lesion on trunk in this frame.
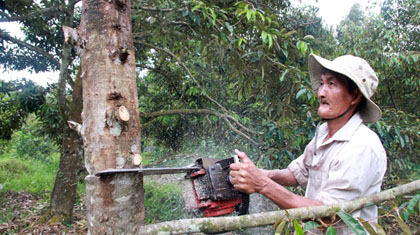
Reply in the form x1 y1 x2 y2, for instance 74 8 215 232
105 105 130 137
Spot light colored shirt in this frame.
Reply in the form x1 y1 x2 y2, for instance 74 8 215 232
288 112 387 234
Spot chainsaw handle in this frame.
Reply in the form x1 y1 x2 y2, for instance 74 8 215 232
233 155 240 163
228 155 240 185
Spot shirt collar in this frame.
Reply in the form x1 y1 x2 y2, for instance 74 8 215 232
318 112 363 144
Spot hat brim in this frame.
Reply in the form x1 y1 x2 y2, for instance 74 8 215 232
308 54 382 123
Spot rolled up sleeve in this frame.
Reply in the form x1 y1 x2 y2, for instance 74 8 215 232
287 144 314 189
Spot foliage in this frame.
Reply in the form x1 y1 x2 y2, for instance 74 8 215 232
0 151 59 196
0 79 46 140
133 0 333 171
0 114 59 194
143 180 192 224
0 0 79 72
0 0 419 233
8 114 58 164
272 195 420 234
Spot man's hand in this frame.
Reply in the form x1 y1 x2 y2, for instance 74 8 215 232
229 149 270 194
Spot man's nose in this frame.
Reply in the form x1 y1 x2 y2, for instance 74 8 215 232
317 85 326 98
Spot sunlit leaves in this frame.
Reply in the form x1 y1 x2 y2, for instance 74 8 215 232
326 226 337 235
337 212 367 235
273 220 287 235
303 221 319 232
293 219 304 235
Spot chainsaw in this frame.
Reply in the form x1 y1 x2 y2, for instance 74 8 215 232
95 156 249 217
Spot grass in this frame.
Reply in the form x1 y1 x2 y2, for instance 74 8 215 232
0 152 59 196
144 180 193 224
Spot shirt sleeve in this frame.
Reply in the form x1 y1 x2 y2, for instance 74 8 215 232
287 140 315 189
315 145 387 204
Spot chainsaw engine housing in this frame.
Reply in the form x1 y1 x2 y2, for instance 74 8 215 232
190 157 249 217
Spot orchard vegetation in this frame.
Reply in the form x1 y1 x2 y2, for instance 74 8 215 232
0 0 419 234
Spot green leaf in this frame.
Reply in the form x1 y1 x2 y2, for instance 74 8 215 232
326 226 337 235
191 4 201 12
395 216 412 235
303 221 319 231
238 38 247 48
261 31 268 43
371 222 386 235
293 219 304 235
358 218 377 235
274 220 287 235
209 8 216 25
246 10 252 21
407 194 420 215
268 35 273 48
225 22 233 34
279 69 289 82
337 212 367 235
296 89 306 99
303 35 315 41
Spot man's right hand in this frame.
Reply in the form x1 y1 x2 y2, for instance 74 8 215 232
229 149 270 194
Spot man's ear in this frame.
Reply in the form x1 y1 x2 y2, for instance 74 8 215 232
351 89 363 105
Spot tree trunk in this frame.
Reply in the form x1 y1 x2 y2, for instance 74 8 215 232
79 0 144 233
49 0 83 222
50 67 83 222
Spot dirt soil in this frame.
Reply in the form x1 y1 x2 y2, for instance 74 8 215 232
0 191 87 234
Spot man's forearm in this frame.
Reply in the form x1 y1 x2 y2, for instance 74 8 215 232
262 169 298 187
258 178 323 209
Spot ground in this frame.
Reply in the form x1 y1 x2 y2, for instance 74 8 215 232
0 191 87 234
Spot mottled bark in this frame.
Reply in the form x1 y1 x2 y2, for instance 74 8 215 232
49 0 82 222
79 0 144 233
139 180 420 234
50 67 83 222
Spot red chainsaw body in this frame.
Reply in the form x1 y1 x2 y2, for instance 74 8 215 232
189 158 248 217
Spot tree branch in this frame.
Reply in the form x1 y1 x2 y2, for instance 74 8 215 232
0 7 63 22
141 109 260 135
0 29 60 68
135 40 228 113
135 5 187 12
138 179 420 234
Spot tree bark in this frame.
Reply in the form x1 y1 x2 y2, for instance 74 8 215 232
49 66 83 222
80 0 144 233
48 0 84 223
139 179 420 234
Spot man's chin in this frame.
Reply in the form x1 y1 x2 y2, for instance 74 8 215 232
318 110 334 120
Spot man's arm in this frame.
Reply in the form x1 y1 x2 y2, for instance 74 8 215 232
261 168 299 187
230 149 323 209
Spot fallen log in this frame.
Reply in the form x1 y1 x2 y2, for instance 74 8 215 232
139 179 420 234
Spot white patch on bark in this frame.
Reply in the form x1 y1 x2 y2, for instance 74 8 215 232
110 122 123 136
187 224 201 232
131 144 139 152
115 195 132 203
116 156 125 168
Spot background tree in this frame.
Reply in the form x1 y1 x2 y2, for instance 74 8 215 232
0 79 46 140
131 0 336 170
0 0 83 222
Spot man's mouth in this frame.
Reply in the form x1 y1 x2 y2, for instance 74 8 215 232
320 100 329 105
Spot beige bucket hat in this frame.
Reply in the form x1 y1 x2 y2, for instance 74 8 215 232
308 54 382 123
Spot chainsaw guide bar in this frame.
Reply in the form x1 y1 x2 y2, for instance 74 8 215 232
94 167 201 177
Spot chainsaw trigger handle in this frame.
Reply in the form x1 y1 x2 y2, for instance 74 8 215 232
233 155 240 163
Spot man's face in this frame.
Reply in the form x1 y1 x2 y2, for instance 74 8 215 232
317 71 355 119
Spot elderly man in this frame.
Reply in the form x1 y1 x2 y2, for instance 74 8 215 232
230 54 387 234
